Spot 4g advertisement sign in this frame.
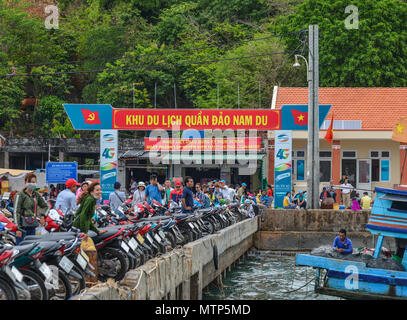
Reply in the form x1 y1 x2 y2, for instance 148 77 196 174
100 130 118 203
274 131 292 208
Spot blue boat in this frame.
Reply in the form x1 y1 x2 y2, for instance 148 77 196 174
295 187 407 299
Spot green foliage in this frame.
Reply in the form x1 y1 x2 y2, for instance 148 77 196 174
194 37 287 108
31 65 74 99
50 117 80 139
1 0 407 137
275 0 407 87
0 71 25 136
153 2 199 45
33 96 66 136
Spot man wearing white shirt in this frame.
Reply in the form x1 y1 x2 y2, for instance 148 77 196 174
220 180 234 203
340 178 353 208
109 182 126 210
55 178 80 214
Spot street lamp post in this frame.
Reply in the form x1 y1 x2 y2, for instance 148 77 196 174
293 25 319 209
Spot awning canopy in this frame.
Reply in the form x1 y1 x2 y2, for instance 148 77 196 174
119 150 148 159
0 169 33 177
78 170 99 175
379 194 407 203
154 153 264 161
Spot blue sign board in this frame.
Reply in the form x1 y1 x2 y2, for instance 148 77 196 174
274 131 292 208
46 162 78 184
100 130 118 203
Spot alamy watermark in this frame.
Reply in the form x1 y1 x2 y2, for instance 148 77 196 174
45 5 59 30
148 125 260 175
345 5 359 30
344 265 359 290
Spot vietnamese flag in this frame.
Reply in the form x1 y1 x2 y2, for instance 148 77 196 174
392 117 407 143
324 112 334 144
291 109 308 125
81 109 101 125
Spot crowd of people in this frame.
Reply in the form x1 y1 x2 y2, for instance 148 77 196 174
281 176 373 210
127 175 275 211
5 170 375 246
318 176 372 210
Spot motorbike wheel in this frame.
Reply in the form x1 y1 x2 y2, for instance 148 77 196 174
142 246 153 262
212 217 223 230
50 270 72 300
166 232 176 249
98 247 129 282
158 241 167 254
203 219 215 235
0 277 17 300
124 252 134 270
68 266 86 296
133 251 142 268
19 269 49 300
184 231 194 244
129 254 137 270
150 241 159 257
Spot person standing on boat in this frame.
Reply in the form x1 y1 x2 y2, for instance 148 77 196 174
332 229 353 254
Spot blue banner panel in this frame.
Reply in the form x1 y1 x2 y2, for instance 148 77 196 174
100 130 118 203
63 104 113 130
280 105 331 130
274 131 292 208
46 162 78 184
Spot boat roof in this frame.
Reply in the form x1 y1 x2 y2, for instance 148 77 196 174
374 187 407 197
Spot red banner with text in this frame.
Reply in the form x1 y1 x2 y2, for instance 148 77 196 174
144 138 261 151
113 109 280 130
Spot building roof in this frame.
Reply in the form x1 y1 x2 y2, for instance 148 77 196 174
276 87 407 130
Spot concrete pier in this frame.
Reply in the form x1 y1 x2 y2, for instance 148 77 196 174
255 209 396 252
71 216 259 300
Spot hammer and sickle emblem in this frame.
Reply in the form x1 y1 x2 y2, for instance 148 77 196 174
88 113 95 121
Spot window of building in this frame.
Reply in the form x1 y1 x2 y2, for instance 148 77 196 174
292 150 305 181
342 151 356 158
370 150 390 182
320 151 332 158
372 159 380 181
319 150 332 182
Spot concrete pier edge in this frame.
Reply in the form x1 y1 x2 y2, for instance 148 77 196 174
70 216 259 300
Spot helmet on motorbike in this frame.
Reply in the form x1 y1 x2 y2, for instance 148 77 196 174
48 209 63 223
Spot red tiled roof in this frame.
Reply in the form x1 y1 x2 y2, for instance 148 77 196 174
276 87 407 130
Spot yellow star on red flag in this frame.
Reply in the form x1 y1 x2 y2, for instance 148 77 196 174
392 117 407 143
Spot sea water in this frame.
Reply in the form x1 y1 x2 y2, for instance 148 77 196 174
203 251 341 300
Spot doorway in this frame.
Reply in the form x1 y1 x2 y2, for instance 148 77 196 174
184 167 220 185
357 159 371 195
342 159 357 187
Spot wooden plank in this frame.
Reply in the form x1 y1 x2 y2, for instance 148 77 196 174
316 287 406 300
295 254 407 280
373 235 384 259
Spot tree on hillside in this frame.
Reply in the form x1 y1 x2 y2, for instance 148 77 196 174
274 0 407 87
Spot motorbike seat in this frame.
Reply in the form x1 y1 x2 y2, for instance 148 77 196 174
88 228 123 243
172 213 190 220
13 242 39 258
19 240 63 255
24 233 78 241
137 216 172 222
196 208 212 214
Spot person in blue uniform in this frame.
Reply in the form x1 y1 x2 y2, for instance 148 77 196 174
332 229 353 254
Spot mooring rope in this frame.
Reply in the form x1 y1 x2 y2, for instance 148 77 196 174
281 276 316 294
